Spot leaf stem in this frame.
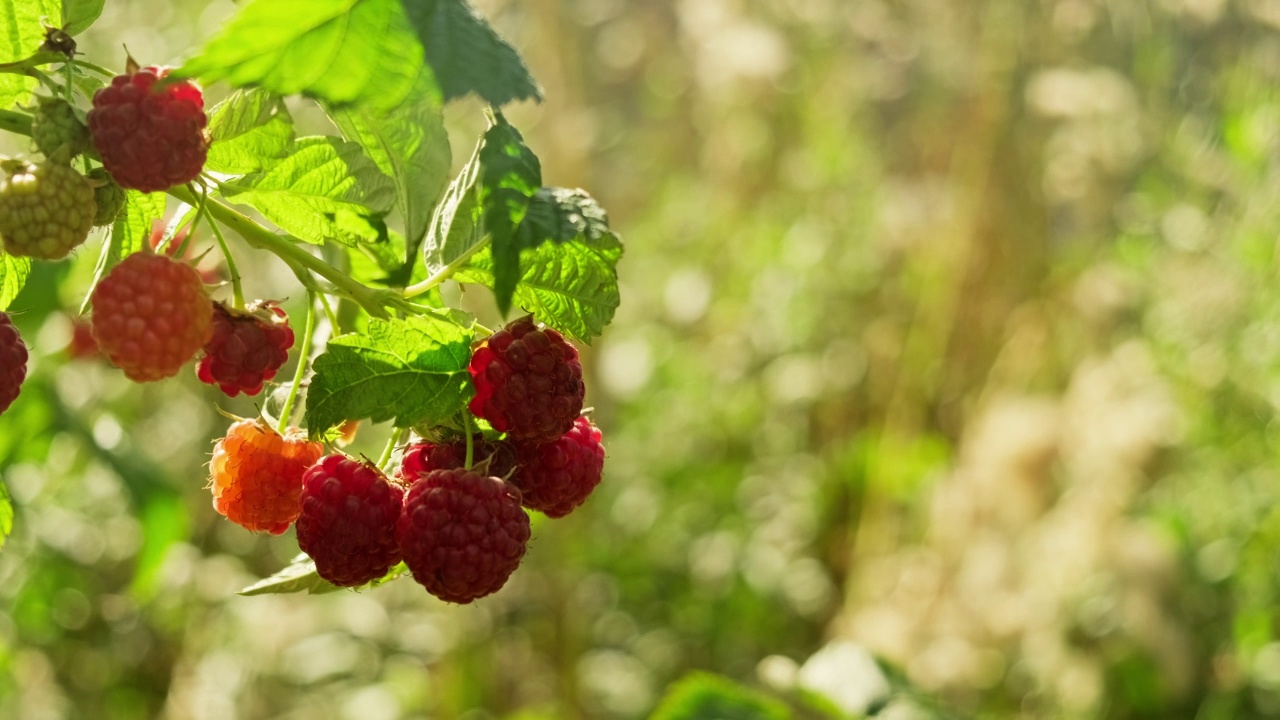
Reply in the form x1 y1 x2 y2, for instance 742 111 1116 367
463 413 475 469
377 427 404 469
401 235 491 299
0 108 33 136
201 188 245 308
277 292 317 434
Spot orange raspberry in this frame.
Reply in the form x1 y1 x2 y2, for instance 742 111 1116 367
208 418 324 534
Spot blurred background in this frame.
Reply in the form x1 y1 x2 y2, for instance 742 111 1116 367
5 0 1280 717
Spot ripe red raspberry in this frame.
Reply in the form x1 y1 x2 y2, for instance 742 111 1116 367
90 252 213 382
397 469 531 604
87 65 208 192
297 455 405 587
32 97 90 160
209 418 324 534
64 315 101 360
398 437 516 483
0 313 28 415
511 417 605 518
0 158 96 260
196 301 294 397
468 316 584 443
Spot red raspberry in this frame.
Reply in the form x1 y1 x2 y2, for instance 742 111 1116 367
468 316 584 443
0 159 96 260
397 469 531 604
64 315 101 360
398 437 516 483
87 65 208 192
196 302 294 397
511 417 605 518
208 418 324 534
90 252 213 382
0 313 28 415
296 455 405 587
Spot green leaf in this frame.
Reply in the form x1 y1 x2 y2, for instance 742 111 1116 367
180 0 433 112
330 86 451 282
0 252 32 311
0 0 60 63
478 115 541 316
650 673 791 720
456 228 622 343
206 88 295 174
422 139 483 274
305 313 475 435
81 190 165 313
0 478 12 552
238 554 343 596
402 0 542 106
62 0 104 35
218 136 395 246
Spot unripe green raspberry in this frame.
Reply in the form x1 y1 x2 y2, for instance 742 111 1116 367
32 97 90 161
87 168 126 226
0 159 97 260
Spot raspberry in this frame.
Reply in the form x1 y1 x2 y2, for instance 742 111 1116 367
398 437 516 483
208 418 324 534
468 316 584 443
87 168 126 227
511 417 605 518
87 66 208 192
90 252 213 382
397 469 531 604
64 315 101 360
0 158 96 260
296 455 405 586
196 301 294 397
0 313 28 415
32 97 90 160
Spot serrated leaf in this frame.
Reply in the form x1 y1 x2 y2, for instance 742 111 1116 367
330 86 450 282
0 252 32 311
0 478 12 552
402 0 541 106
422 139 483 274
456 229 622 343
650 673 790 720
179 0 433 112
81 190 165 313
238 554 343 596
218 136 395 246
62 0 103 35
0 0 60 63
206 89 295 174
478 116 541 316
305 313 475 435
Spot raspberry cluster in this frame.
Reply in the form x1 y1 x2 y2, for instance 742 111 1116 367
196 302 295 397
87 65 208 192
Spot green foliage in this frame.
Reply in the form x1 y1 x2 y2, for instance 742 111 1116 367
179 0 431 111
79 191 165 313
0 0 59 107
649 673 791 720
218 136 395 246
477 114 543 316
61 0 103 36
403 0 542 105
304 313 475 435
238 554 343 596
205 89 296 174
0 253 31 311
0 479 11 552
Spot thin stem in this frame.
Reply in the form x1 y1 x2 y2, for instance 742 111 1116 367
277 292 317 434
0 108 32 136
377 427 404 469
401 235 491 299
463 413 475 470
201 188 244 308
71 59 115 77
316 290 340 331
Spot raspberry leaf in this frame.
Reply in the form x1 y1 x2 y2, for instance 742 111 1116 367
238 554 343 596
80 190 165 314
218 136 396 246
401 0 542 106
0 0 58 63
455 229 622 343
422 139 483 275
650 672 790 720
179 0 433 112
0 252 30 311
305 313 475 436
206 89 295 174
478 115 542 316
62 0 104 36
330 87 451 283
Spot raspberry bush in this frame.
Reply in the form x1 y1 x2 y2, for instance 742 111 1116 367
0 1 621 602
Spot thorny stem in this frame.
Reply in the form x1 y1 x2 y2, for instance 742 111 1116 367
277 292 317 435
